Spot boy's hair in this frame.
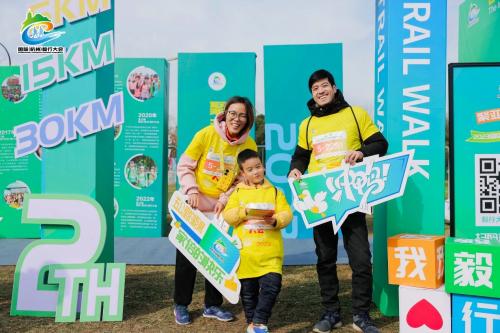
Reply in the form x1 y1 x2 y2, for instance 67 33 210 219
237 149 261 168
308 69 336 91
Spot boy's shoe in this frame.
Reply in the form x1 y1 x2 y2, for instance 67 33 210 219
247 323 270 333
202 305 234 322
352 312 380 333
173 304 191 325
313 311 342 333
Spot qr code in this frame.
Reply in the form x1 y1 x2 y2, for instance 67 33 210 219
475 154 500 227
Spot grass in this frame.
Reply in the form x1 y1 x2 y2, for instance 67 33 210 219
0 265 399 333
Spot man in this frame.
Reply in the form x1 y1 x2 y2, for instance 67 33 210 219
288 69 388 333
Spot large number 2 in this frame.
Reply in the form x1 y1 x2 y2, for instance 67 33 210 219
10 194 106 317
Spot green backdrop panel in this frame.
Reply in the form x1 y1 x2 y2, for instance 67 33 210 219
459 1 500 62
177 52 256 160
263 43 343 239
450 63 500 239
373 0 447 315
114 58 169 237
0 66 41 238
40 6 115 262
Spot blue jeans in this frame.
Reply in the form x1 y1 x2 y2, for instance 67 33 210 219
240 272 282 325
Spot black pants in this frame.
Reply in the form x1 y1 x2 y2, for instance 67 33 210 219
240 272 282 325
313 212 372 315
173 250 223 307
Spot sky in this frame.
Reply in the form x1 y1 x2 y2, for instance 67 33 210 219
0 0 463 126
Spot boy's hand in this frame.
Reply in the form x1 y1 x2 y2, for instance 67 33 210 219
214 202 224 217
262 216 277 227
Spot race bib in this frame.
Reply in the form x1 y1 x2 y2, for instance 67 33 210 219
203 151 236 177
312 131 347 160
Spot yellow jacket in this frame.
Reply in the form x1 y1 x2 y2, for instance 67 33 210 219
223 179 292 279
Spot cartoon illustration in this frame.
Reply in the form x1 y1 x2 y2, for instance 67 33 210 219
295 190 328 217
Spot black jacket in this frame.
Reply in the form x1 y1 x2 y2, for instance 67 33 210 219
289 90 389 174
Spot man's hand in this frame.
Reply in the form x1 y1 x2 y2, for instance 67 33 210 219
288 168 302 180
344 151 364 166
187 193 200 209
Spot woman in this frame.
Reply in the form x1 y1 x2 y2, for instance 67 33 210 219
174 96 257 325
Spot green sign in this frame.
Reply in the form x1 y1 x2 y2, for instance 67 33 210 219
373 0 447 316
459 0 500 62
0 66 40 238
29 1 115 263
449 63 500 240
11 194 125 321
177 52 256 158
289 152 413 233
168 191 241 304
114 58 169 237
445 237 500 298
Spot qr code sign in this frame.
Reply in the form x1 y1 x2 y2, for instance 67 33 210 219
475 154 500 227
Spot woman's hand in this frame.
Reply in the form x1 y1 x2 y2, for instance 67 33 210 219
187 193 200 209
344 151 364 165
214 202 225 217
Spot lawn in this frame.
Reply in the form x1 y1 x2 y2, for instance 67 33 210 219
0 265 399 332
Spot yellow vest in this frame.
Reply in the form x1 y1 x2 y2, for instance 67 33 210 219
298 106 379 172
184 126 257 198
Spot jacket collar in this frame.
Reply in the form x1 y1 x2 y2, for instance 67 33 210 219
307 89 350 117
236 178 273 190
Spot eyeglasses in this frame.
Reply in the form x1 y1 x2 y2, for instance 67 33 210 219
227 110 248 121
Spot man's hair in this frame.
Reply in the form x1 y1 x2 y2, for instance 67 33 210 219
308 69 336 91
237 149 261 168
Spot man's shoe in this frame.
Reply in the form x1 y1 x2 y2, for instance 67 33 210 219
173 304 191 325
247 323 270 333
352 312 380 333
202 305 234 322
313 311 342 333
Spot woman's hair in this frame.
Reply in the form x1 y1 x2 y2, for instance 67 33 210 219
223 96 255 136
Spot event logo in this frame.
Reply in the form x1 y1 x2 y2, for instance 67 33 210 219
208 72 226 91
468 3 480 27
211 238 228 261
20 10 64 45
289 151 413 233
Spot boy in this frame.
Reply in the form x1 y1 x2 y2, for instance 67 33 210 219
223 149 292 333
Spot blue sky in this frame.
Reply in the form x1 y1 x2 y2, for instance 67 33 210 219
0 1 462 124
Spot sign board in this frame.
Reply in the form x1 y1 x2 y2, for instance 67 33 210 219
168 191 241 304
449 63 500 239
289 151 413 233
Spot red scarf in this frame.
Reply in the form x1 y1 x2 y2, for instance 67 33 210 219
225 127 239 142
